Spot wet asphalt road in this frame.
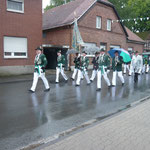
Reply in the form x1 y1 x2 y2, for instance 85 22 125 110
0 72 150 150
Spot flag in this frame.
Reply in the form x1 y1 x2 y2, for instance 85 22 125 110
72 19 84 51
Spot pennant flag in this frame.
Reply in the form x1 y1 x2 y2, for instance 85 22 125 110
72 19 84 52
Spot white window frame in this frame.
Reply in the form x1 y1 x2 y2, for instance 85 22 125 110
110 45 121 49
7 0 24 13
4 36 28 59
128 47 133 52
100 43 107 51
107 19 112 31
96 16 102 29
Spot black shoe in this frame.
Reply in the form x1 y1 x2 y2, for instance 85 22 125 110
122 83 124 86
75 84 80 86
65 80 68 83
55 82 59 84
90 79 93 82
71 78 75 81
44 88 50 92
81 78 84 80
108 85 112 88
128 75 131 76
96 88 101 91
111 85 116 87
28 89 34 93
87 83 91 85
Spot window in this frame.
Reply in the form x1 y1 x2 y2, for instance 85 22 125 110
7 0 24 13
96 16 102 29
110 45 121 49
107 19 112 31
128 48 133 53
100 43 107 51
4 36 27 58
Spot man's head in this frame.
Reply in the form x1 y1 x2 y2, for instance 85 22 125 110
135 51 139 56
57 50 61 56
100 49 105 55
82 51 87 56
35 47 42 55
75 52 79 57
115 51 119 56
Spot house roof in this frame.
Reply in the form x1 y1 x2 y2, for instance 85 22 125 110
43 0 113 30
125 27 145 43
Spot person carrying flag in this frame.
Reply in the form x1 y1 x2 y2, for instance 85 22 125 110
29 47 50 93
90 52 99 82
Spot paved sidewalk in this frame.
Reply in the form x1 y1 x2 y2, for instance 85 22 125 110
41 99 150 150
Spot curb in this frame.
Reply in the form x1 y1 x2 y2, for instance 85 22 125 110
18 95 150 150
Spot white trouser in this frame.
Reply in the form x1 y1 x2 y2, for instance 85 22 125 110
31 72 50 91
146 65 149 73
97 70 111 89
112 71 124 86
123 64 130 74
138 67 142 74
129 65 134 76
90 70 97 81
56 67 68 82
72 68 78 80
76 69 90 85
142 64 146 73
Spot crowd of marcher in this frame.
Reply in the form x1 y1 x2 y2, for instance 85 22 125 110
29 47 149 93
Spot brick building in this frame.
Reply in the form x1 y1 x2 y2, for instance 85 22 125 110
43 0 145 70
137 31 150 52
0 0 42 75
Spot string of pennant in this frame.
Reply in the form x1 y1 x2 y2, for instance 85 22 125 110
112 17 150 23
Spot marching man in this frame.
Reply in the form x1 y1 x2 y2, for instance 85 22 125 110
90 52 99 82
56 50 68 83
146 55 150 73
129 52 136 76
134 51 143 82
29 47 50 93
76 51 90 86
71 52 81 80
97 49 111 91
112 51 125 86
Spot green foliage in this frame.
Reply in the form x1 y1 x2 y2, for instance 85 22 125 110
108 0 150 32
44 0 72 12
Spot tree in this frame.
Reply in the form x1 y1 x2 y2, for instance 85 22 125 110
108 0 150 32
44 0 73 12
108 0 136 31
128 0 150 32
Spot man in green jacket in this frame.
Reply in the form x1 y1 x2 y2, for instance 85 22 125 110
56 50 68 83
29 47 50 93
76 51 90 86
112 51 124 86
97 49 111 91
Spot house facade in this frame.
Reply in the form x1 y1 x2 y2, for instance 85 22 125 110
0 0 42 75
43 0 145 70
137 31 150 52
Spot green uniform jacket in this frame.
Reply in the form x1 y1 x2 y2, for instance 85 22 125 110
143 56 148 65
80 56 89 70
112 56 123 72
74 57 80 69
57 55 66 68
98 54 110 70
34 54 47 73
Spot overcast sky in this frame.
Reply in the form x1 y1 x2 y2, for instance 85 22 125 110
42 0 50 9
